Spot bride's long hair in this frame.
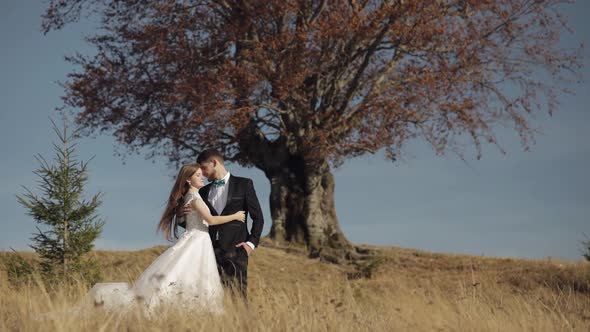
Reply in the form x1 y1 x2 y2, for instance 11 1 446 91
158 164 200 241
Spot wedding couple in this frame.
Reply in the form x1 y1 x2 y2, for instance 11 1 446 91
87 149 264 317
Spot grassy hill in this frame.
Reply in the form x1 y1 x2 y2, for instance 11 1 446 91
1 239 589 331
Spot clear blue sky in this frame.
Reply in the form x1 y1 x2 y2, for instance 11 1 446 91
1 1 588 261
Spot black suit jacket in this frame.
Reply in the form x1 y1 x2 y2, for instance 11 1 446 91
180 175 264 252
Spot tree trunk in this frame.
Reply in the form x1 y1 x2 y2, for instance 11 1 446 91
267 156 350 256
63 220 68 277
237 127 351 259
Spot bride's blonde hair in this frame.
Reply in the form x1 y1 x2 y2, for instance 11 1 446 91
158 164 200 241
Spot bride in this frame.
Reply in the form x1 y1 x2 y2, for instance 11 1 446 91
84 164 245 317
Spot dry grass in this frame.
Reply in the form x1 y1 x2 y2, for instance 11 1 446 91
1 239 589 331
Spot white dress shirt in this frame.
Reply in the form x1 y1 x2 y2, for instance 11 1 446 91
208 171 231 216
208 172 255 250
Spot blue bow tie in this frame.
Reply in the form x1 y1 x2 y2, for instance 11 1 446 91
212 179 226 187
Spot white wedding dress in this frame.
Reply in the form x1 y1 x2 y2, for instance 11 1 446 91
83 190 224 317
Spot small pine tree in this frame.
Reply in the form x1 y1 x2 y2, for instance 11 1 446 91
16 118 104 285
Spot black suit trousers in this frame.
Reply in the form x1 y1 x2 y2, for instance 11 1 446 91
214 245 248 299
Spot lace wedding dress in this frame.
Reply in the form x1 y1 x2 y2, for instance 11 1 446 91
83 190 224 317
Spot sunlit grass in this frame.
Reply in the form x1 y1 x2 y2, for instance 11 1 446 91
1 240 589 331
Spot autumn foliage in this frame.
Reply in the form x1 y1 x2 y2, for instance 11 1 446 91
42 0 582 255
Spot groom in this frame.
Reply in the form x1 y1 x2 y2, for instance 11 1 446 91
178 149 264 299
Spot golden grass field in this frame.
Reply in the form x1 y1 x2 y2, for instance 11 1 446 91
1 239 589 331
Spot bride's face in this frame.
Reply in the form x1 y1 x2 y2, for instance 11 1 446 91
188 169 205 188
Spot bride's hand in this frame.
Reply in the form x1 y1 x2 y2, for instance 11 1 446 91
234 211 246 222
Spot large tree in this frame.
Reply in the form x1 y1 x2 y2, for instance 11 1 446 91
42 0 581 256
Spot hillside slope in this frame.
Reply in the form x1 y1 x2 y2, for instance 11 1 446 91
1 239 589 331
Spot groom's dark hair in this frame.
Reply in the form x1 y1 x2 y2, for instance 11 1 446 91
197 149 224 164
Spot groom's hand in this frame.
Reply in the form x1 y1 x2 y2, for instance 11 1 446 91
180 204 191 216
236 242 253 257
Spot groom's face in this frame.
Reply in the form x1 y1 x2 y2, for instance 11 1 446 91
199 160 215 181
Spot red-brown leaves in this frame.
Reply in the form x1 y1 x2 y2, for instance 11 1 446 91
45 0 582 168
